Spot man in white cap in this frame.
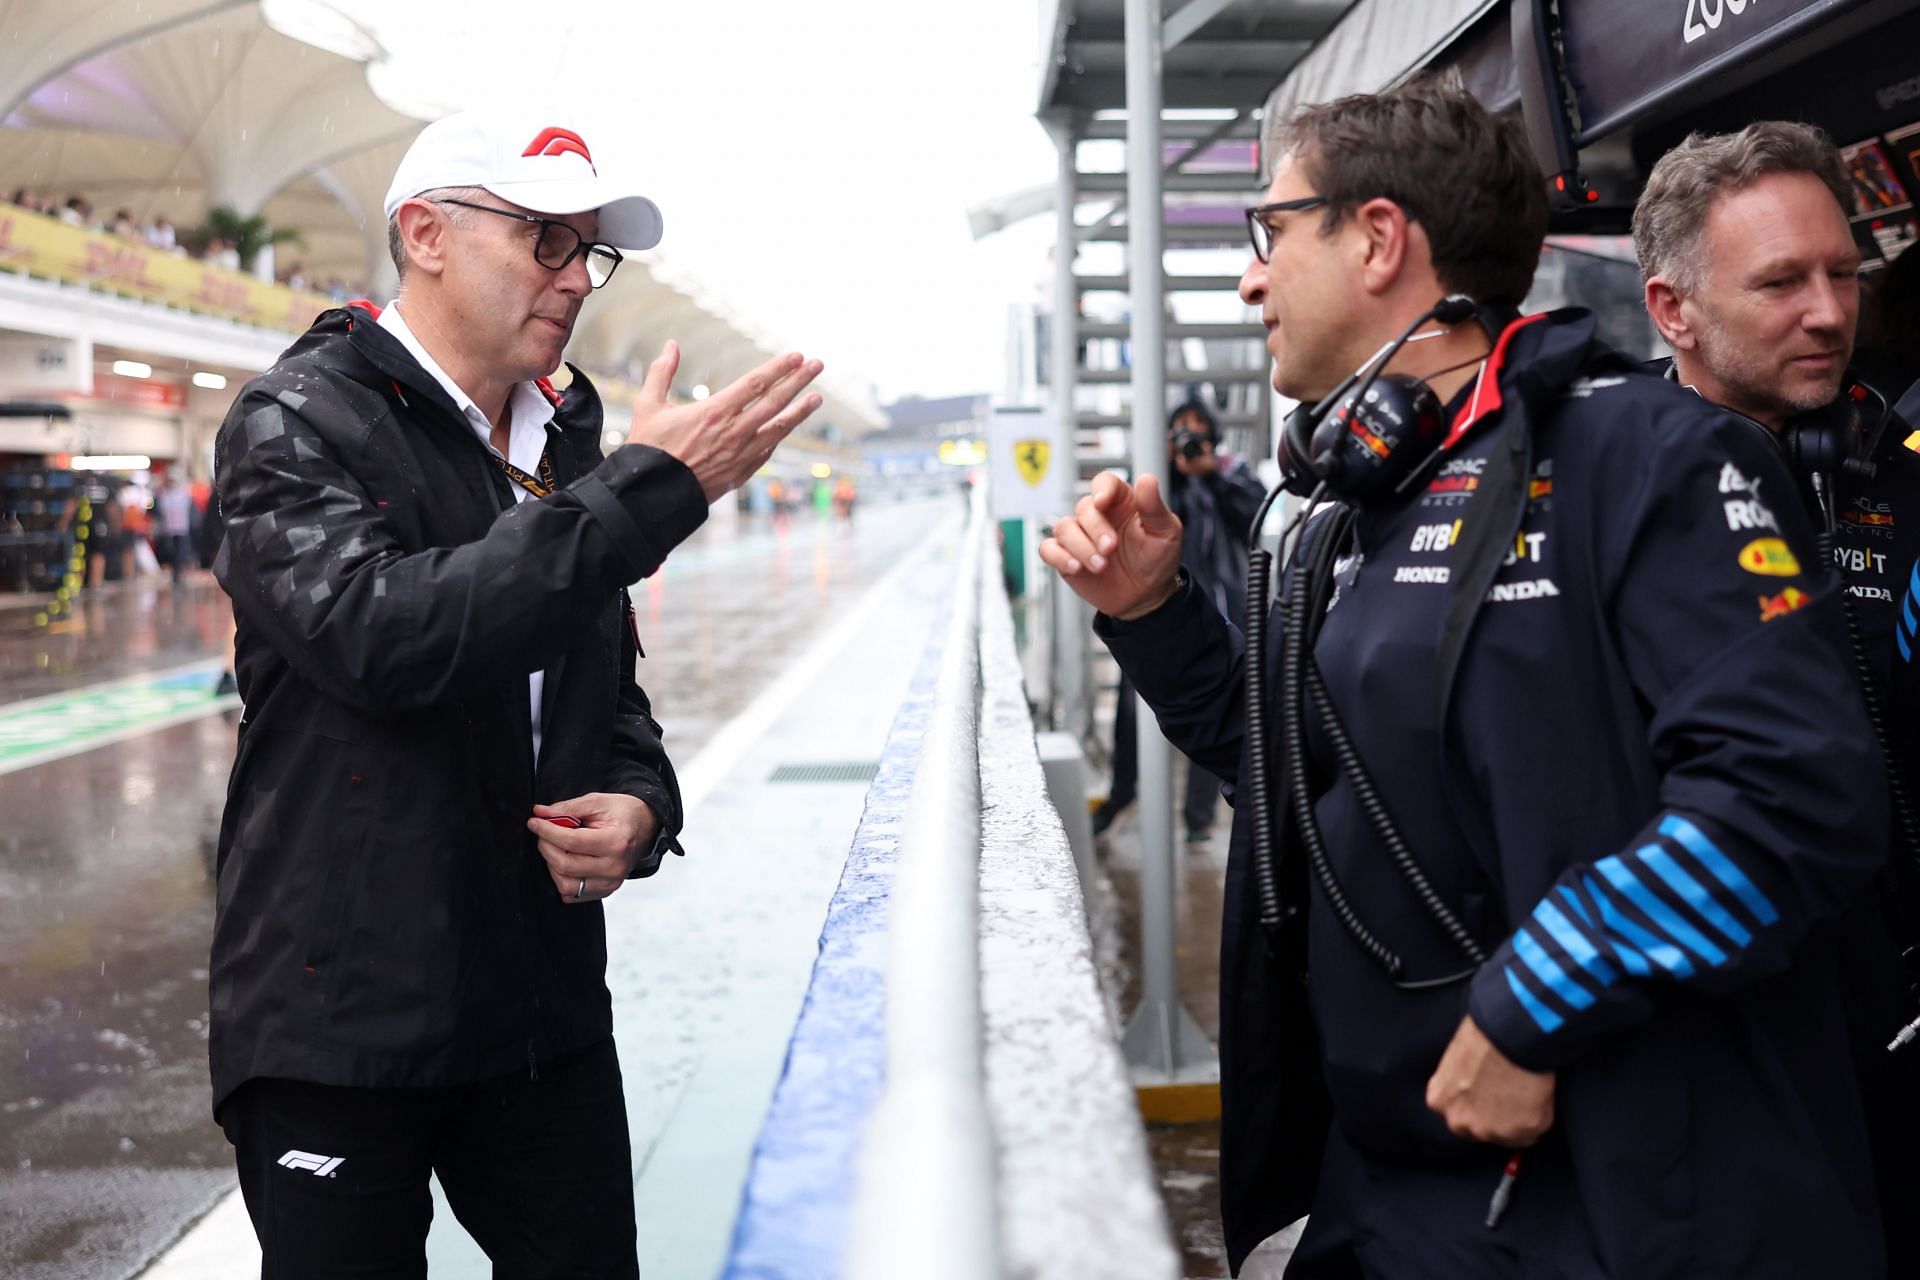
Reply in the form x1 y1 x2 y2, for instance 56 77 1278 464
206 109 824 1277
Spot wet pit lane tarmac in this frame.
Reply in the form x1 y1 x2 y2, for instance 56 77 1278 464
0 497 950 1279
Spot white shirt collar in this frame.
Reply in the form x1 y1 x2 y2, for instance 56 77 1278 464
377 299 556 478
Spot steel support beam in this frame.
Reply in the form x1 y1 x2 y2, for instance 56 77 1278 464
1083 117 1259 141
1162 0 1249 52
1077 274 1249 292
1080 321 1266 340
1077 171 1260 194
1047 115 1091 743
1119 0 1213 1085
1077 366 1270 385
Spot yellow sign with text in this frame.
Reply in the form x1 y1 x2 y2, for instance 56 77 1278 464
0 208 336 335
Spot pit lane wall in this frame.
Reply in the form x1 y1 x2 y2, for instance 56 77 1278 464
723 504 1179 1279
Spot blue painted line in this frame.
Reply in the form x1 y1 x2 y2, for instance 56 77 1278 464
721 597 950 1280
1658 813 1779 925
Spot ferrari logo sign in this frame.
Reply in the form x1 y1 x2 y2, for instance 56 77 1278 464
987 405 1067 519
1015 440 1051 486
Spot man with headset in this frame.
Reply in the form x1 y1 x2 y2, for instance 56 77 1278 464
1635 119 1920 1272
1043 77 1887 1276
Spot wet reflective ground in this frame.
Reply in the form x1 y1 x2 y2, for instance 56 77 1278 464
1090 785 1234 1280
0 496 951 1279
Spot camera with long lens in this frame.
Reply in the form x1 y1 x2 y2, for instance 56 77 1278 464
1172 426 1209 461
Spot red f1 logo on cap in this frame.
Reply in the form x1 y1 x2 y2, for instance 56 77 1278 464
522 127 595 174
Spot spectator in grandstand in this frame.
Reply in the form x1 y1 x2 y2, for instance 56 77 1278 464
58 196 87 227
208 107 823 1278
144 215 177 252
110 209 138 239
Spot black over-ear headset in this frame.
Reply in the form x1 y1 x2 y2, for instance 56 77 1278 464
1784 379 1889 483
1276 294 1487 503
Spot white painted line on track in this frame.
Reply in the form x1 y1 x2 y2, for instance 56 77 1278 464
672 510 959 815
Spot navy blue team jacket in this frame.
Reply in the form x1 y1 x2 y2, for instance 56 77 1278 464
1101 310 1889 1277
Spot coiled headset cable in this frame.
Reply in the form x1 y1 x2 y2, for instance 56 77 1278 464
1243 484 1487 988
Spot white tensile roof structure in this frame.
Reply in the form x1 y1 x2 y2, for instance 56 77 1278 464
0 0 883 433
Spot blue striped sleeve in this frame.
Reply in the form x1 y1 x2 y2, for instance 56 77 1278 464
1657 813 1779 925
1635 845 1753 947
1504 964 1565 1034
1584 874 1691 977
1513 927 1596 1010
1596 854 1729 966
1531 898 1618 987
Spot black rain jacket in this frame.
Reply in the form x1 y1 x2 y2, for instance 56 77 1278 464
1102 310 1888 1276
208 302 707 1111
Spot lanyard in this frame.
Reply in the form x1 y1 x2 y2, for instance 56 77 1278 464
495 446 556 499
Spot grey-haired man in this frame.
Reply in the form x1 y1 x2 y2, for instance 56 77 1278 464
210 109 823 1276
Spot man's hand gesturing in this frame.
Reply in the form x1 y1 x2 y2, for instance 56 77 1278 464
1039 472 1185 621
626 341 825 502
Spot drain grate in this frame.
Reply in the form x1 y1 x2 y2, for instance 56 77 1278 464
767 761 880 785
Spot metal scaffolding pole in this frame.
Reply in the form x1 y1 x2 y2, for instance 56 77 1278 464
1120 0 1213 1082
1047 116 1091 742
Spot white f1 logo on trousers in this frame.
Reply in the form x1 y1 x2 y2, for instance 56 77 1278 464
276 1149 344 1177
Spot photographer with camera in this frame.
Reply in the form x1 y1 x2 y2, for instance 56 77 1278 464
1092 397 1264 842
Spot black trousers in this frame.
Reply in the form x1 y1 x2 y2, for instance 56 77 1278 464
219 1037 637 1280
1107 674 1223 831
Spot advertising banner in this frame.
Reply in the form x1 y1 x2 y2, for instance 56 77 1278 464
0 207 336 334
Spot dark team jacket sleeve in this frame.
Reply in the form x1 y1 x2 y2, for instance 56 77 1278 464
1095 571 1252 783
1467 408 1888 1072
214 376 709 716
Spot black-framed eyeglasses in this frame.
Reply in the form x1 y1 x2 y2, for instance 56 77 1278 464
432 198 624 289
1245 195 1329 264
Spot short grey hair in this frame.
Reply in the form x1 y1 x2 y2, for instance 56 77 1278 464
1631 121 1851 294
387 185 490 283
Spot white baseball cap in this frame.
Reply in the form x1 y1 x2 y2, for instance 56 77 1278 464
383 110 663 251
